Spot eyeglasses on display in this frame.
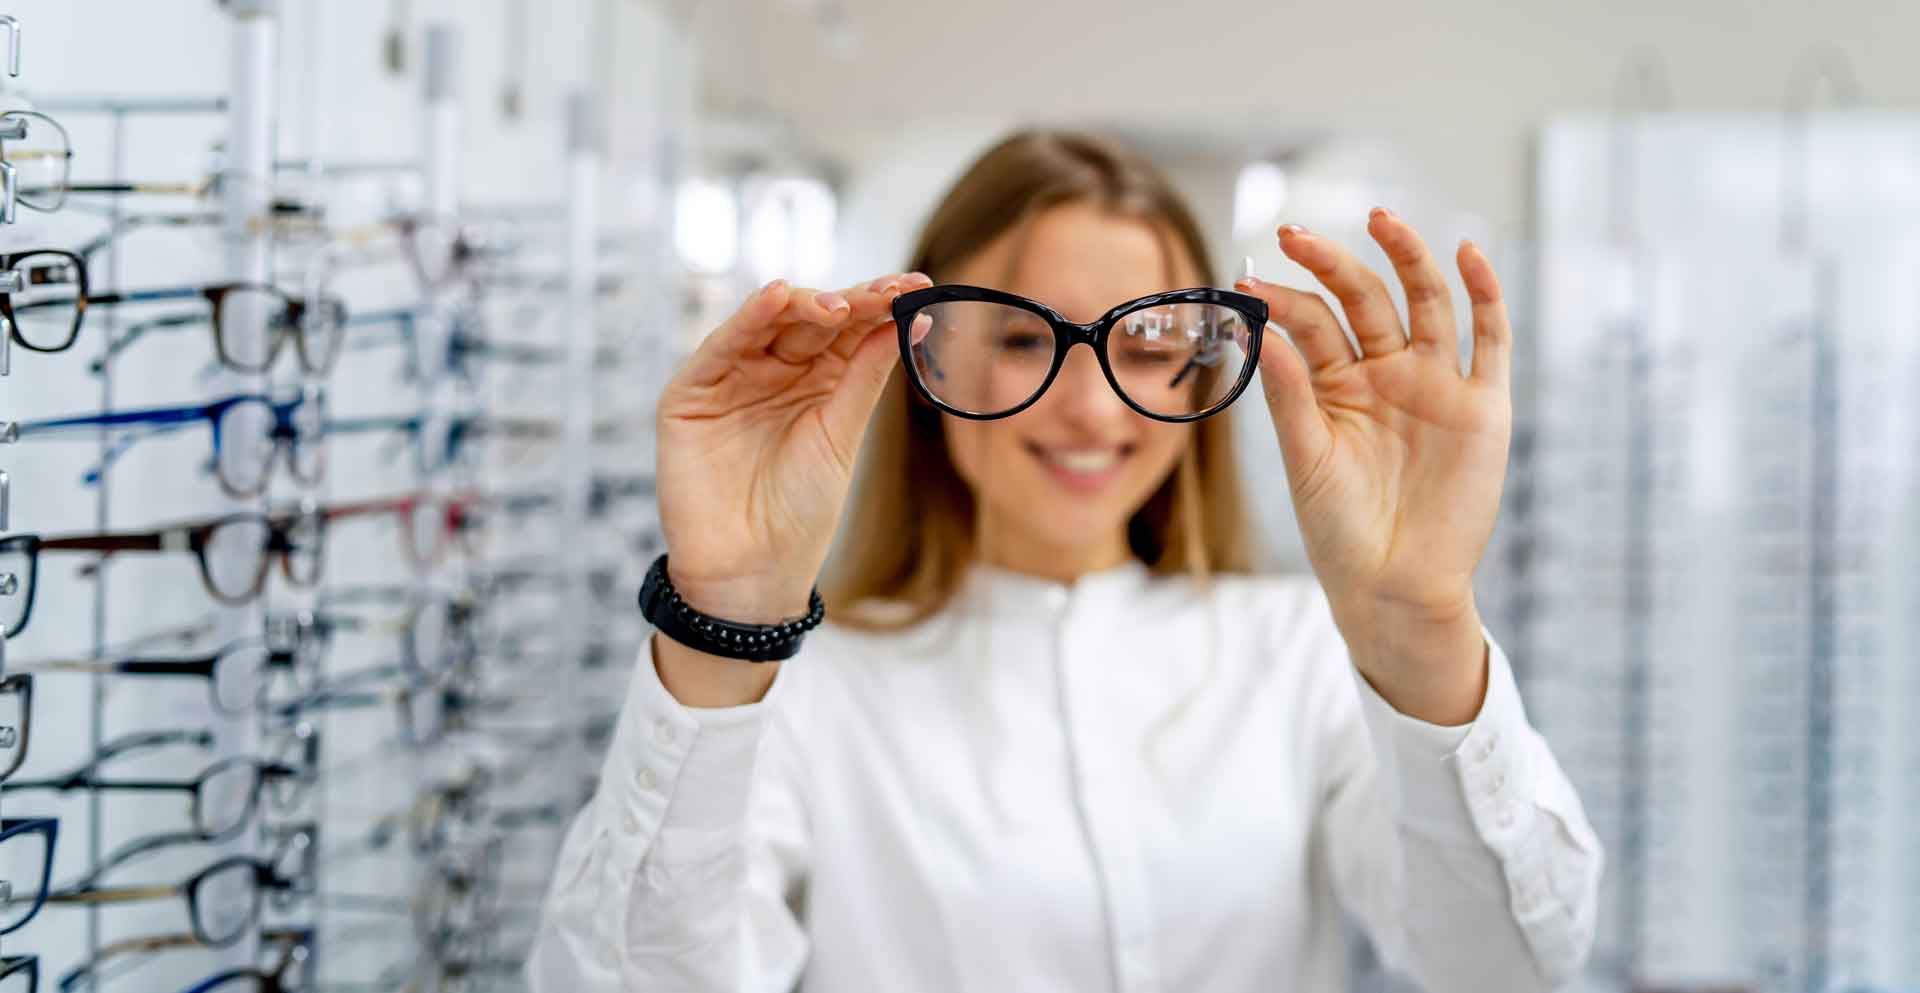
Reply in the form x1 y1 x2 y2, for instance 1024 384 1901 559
14 853 300 947
16 506 325 604
0 249 344 370
2 754 299 840
11 635 314 716
14 389 326 495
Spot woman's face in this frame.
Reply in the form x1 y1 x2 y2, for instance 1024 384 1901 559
939 201 1200 578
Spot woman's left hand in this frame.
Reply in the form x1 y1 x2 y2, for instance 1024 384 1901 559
1234 209 1512 725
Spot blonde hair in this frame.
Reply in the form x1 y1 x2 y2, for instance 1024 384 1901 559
822 128 1267 629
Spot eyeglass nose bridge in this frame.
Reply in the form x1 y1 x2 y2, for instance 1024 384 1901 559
1056 317 1109 350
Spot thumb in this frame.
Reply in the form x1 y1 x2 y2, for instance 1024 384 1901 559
1254 323 1332 488
821 319 902 462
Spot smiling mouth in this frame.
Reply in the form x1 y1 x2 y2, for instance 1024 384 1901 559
1026 441 1135 475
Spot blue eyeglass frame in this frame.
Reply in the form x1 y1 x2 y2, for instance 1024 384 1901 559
0 817 58 936
13 389 325 494
891 283 1267 424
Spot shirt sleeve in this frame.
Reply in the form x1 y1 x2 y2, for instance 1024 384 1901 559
1314 627 1605 993
525 630 813 993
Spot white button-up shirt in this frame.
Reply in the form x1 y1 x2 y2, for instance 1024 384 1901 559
526 558 1603 992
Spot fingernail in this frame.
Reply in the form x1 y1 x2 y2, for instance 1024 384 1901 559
868 275 900 292
903 271 932 285
760 278 785 296
816 292 849 312
1370 206 1393 221
1279 224 1309 237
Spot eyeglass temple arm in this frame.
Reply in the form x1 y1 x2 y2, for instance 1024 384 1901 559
97 727 214 760
19 401 212 435
77 829 209 892
68 931 202 985
43 882 180 906
38 530 171 555
91 312 207 371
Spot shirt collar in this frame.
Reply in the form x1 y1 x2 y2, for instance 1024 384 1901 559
958 556 1152 621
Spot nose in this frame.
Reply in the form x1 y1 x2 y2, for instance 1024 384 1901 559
1040 341 1130 425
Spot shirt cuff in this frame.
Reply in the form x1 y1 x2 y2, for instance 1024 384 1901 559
594 631 791 873
1350 628 1531 847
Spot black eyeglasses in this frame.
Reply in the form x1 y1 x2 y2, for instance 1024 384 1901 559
0 249 344 369
892 283 1266 422
17 507 325 605
0 955 34 993
18 854 299 947
3 755 298 840
11 635 314 716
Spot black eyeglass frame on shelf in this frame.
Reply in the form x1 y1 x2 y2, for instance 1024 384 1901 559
891 283 1267 424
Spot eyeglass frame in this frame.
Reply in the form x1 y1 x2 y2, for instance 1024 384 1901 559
0 817 58 936
22 505 327 605
31 854 298 947
53 926 309 993
891 283 1267 423
14 388 328 496
0 108 74 213
0 536 39 638
0 675 34 784
11 636 315 717
0 954 34 993
2 754 300 841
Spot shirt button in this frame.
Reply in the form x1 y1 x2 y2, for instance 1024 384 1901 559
1044 587 1068 611
1489 772 1507 793
655 719 676 744
623 812 640 834
637 767 657 791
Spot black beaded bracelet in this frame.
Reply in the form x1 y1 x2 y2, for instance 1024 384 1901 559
636 552 825 663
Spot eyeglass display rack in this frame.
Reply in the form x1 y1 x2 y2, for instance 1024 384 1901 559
1528 107 1920 993
0 2 685 990
0 12 16 985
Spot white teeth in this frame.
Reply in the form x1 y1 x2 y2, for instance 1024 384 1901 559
1043 448 1120 473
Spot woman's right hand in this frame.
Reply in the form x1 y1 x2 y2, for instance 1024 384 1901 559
654 271 933 640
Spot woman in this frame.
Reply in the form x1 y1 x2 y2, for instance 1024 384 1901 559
527 130 1602 992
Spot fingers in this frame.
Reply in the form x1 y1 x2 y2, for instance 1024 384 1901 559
824 271 933 361
679 278 795 387
1250 322 1333 489
1457 240 1512 389
820 313 906 465
1366 208 1458 359
1233 274 1355 376
1278 224 1407 358
766 282 858 363
776 271 933 364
